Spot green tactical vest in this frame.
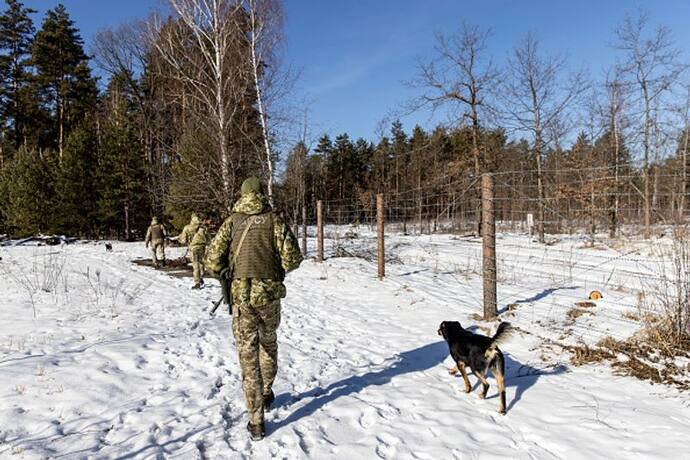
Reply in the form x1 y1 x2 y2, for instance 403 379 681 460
149 224 164 241
231 212 284 281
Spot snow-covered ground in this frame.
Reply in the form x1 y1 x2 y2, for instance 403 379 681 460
0 231 688 459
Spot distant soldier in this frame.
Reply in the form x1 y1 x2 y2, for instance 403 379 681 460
145 217 167 268
179 213 208 289
178 213 201 249
205 176 302 441
190 220 210 289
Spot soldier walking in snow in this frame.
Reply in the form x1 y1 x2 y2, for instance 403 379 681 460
190 221 209 289
178 213 200 249
145 217 167 268
179 213 208 289
205 176 302 441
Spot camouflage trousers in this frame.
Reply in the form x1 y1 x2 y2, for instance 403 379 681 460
191 247 205 283
151 240 165 266
232 298 281 425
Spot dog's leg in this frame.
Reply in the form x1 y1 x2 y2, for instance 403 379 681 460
493 354 507 414
496 370 507 414
475 370 490 400
457 362 472 393
448 365 459 375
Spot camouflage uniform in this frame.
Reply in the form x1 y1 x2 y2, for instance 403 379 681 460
145 217 167 267
205 181 302 427
179 214 208 287
178 214 200 247
190 225 208 286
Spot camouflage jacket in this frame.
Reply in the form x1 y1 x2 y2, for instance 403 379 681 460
145 224 166 243
191 225 209 251
177 216 201 249
204 191 303 305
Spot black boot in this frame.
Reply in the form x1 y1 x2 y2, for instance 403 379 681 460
247 421 265 441
263 390 275 410
191 282 202 290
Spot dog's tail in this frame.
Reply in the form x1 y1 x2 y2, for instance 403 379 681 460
489 322 513 350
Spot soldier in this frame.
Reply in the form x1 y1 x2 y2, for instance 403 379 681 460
144 217 167 268
178 213 201 248
190 220 209 289
178 213 207 289
205 176 302 441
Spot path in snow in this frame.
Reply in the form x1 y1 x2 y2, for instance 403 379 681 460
0 240 688 459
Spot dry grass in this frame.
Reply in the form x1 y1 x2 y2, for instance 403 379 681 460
567 308 590 321
567 342 615 366
575 301 597 308
639 226 690 352
566 336 690 390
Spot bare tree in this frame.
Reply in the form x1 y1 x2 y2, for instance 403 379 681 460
503 33 587 243
676 82 690 221
603 68 628 237
615 12 685 238
241 0 285 202
411 23 500 317
411 22 499 236
149 0 246 209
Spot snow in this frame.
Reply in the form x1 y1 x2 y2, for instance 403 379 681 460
0 232 688 459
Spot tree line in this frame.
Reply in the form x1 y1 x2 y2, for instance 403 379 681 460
1 1 688 241
280 16 690 241
0 0 279 239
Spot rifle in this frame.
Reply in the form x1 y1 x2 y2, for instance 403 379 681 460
209 296 225 317
209 267 233 318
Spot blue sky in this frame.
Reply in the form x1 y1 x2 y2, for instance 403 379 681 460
12 0 690 142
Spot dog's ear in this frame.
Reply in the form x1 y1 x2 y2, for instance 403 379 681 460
437 321 446 337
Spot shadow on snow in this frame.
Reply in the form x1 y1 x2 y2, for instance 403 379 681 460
274 341 568 429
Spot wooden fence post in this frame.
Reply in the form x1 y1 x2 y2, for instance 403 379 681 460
317 200 324 263
377 193 385 279
482 173 497 319
301 203 307 256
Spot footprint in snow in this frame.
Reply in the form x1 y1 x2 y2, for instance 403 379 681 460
375 432 400 459
358 407 377 429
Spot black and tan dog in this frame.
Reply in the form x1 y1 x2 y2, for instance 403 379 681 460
438 321 512 414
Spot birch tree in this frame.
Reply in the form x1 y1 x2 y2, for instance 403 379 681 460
242 0 284 202
150 0 246 209
615 12 684 238
603 69 627 237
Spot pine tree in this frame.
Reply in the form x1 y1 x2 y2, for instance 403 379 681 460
409 125 429 233
372 136 391 194
1 147 57 236
330 134 354 201
313 134 333 201
390 120 408 195
32 3 97 158
0 0 36 158
97 72 149 240
55 121 98 236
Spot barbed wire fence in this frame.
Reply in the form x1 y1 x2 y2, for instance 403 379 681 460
292 166 690 361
